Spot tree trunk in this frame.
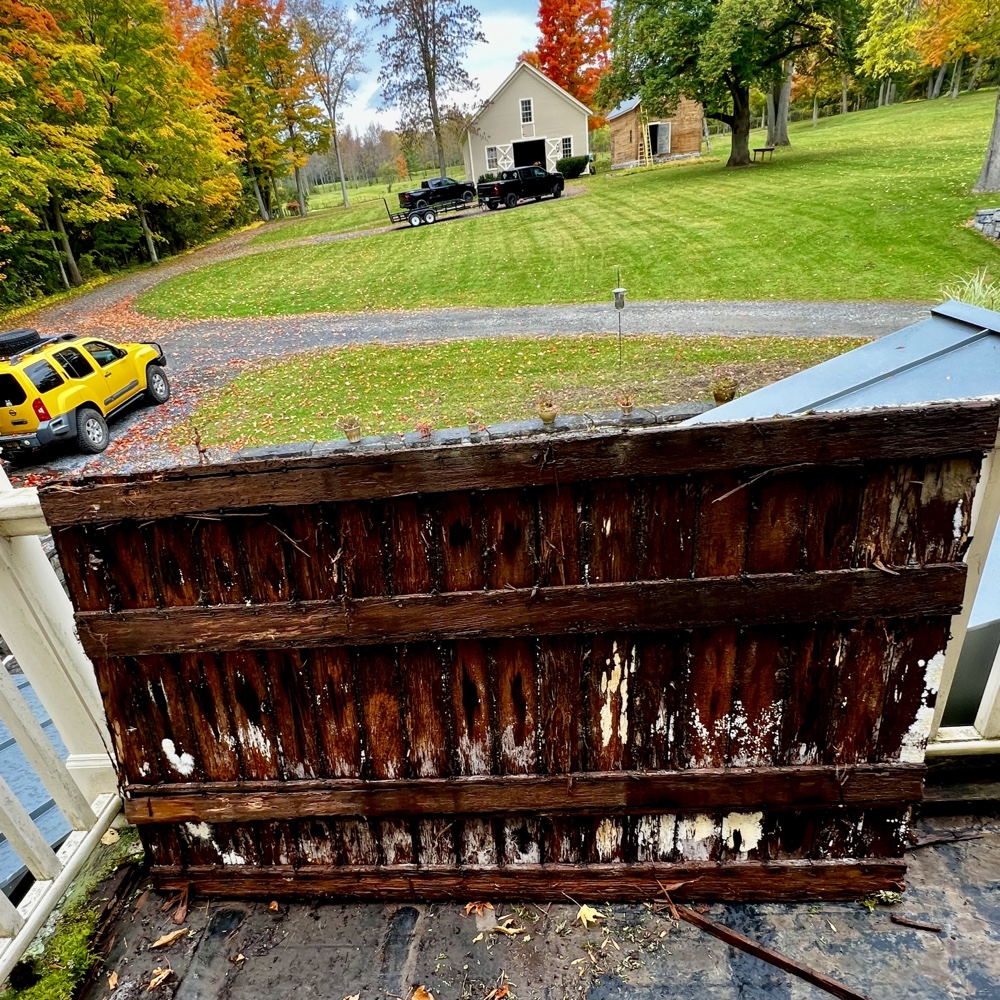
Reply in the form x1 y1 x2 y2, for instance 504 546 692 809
969 56 984 91
973 87 1000 192
45 221 70 290
927 74 934 100
269 175 284 218
932 62 948 99
136 204 159 265
251 174 271 221
333 127 349 209
726 84 752 168
877 80 885 107
294 164 308 217
766 85 777 145
702 116 712 154
842 75 849 114
950 54 964 98
772 62 793 145
426 81 447 178
812 93 819 127
50 197 82 287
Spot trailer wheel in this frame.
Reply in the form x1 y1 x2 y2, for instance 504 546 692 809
423 209 437 224
416 198 429 209
504 193 518 209
408 212 423 226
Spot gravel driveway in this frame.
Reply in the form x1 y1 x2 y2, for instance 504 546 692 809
4 226 928 479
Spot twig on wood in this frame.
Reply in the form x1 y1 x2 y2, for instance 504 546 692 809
712 463 811 503
657 884 871 1000
890 914 943 933
908 831 984 850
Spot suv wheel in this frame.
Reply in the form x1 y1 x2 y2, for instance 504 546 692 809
504 193 518 209
551 183 562 199
76 408 109 454
146 365 170 404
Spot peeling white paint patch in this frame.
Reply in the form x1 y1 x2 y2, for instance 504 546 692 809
501 725 532 771
139 761 151 777
595 818 622 861
505 828 541 864
241 724 275 763
603 517 612 537
161 738 195 777
458 736 491 775
677 814 717 860
722 812 763 856
899 650 947 763
954 498 965 541
599 642 630 748
221 851 246 865
184 822 213 842
382 824 413 865
728 700 783 767
635 814 676 861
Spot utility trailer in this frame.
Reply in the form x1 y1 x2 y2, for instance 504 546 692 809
382 197 475 228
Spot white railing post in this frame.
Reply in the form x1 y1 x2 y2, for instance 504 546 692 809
0 469 116 801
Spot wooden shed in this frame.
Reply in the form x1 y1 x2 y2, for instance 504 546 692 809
608 96 703 169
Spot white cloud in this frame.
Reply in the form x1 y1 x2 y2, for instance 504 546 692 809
339 7 540 133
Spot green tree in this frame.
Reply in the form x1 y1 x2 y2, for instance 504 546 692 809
600 0 859 167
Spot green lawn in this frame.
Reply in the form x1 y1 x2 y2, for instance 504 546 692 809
187 334 865 448
140 91 1000 320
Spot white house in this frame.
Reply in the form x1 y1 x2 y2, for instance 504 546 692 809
463 61 591 181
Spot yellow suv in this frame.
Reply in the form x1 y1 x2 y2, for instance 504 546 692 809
0 328 169 456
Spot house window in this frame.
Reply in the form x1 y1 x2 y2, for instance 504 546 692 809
561 136 572 158
520 99 533 124
486 146 499 170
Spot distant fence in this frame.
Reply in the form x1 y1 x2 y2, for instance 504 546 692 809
41 402 1000 900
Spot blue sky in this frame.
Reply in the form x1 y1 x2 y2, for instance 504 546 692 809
342 0 541 132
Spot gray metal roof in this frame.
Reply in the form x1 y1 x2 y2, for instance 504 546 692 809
686 300 1000 423
607 97 641 121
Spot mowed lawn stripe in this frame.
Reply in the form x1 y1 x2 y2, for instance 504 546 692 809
139 92 1000 319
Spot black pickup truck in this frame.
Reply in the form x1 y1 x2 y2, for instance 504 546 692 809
477 166 564 210
398 176 476 210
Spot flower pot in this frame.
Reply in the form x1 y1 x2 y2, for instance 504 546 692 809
620 403 634 416
712 388 736 405
344 426 361 443
468 423 479 435
538 406 558 425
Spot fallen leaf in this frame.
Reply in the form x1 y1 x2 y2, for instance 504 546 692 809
148 967 172 991
344 995 360 1000
133 889 150 913
268 900 280 912
577 904 604 929
108 971 119 989
472 932 484 943
492 915 524 936
101 828 120 846
151 928 188 949
229 953 246 964
464 901 494 917
412 988 435 1000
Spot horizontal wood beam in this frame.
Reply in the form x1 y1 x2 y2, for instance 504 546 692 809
78 564 966 657
151 859 907 902
40 401 1000 524
124 764 925 825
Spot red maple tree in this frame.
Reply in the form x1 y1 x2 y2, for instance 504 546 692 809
522 0 610 111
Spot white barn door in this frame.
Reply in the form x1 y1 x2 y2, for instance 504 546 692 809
545 138 562 170
496 144 514 169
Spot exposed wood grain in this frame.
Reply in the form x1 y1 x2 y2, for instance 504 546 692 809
150 858 908 901
148 519 205 606
177 653 242 782
123 764 925 823
264 650 320 780
74 564 969 657
221 650 279 780
686 628 738 768
388 499 434 594
195 519 250 605
240 520 292 604
450 640 494 776
914 458 979 564
639 476 697 580
694 473 749 577
436 492 484 592
41 401 1000 524
356 647 406 780
339 502 387 598
309 647 361 777
484 490 536 589
52 525 115 612
728 629 785 768
402 643 451 778
537 487 581 586
801 467 865 572
494 639 537 774
537 637 584 773
630 635 689 770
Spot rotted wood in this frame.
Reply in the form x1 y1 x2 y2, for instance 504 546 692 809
74 564 968 657
123 763 926 824
149 858 907 901
39 401 1000 525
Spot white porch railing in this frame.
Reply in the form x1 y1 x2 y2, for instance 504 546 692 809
0 468 118 982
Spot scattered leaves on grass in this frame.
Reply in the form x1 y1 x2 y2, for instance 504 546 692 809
151 928 189 949
465 901 494 917
148 967 172 991
577 905 604 929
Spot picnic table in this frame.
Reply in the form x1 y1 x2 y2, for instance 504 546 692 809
753 146 775 162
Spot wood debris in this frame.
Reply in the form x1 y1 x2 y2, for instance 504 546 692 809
465 901 494 917
108 971 119 990
150 928 189 949
890 914 943 933
147 967 172 992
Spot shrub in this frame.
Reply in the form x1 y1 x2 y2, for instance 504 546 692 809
556 155 590 179
478 173 498 184
941 268 1000 310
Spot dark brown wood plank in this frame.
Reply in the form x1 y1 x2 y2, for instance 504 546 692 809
630 635 689 770
75 564 969 657
339 502 387 597
123 763 925 823
537 637 584 773
388 498 434 594
147 519 205 607
264 649 320 780
450 640 494 775
239 518 292 604
693 473 749 577
52 525 116 612
356 648 406 780
589 481 638 584
914 458 980 564
309 647 361 777
436 492 485 592
745 473 807 575
150 858 908 901
494 639 537 774
728 629 785 768
402 643 451 778
195 520 250 605
639 476 697 580
686 628 738 768
40 402 1000 525
96 522 160 609
279 505 343 601
176 652 243 782
537 487 581 586
220 650 280 780
483 490 536 589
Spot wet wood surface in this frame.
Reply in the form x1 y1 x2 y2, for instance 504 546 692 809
45 403 998 900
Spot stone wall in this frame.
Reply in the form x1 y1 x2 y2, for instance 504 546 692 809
973 208 1000 239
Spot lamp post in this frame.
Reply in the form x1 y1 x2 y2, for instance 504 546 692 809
613 266 626 365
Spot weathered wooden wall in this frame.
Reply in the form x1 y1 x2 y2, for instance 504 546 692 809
41 403 1000 900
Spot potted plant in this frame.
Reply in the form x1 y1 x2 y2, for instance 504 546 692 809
616 391 634 416
537 393 559 425
466 408 481 434
415 420 433 439
339 416 362 443
710 374 738 405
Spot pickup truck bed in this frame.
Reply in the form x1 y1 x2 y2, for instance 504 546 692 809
477 166 564 210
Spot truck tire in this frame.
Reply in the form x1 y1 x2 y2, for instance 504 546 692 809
408 212 423 226
551 183 562 198
462 190 475 203
415 199 429 209
504 193 518 209
146 364 170 404
76 408 109 454
422 209 437 225
487 202 500 211
0 329 42 356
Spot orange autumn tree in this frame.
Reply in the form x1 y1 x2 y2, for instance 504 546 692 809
522 0 610 115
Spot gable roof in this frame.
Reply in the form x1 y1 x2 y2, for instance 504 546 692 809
607 97 641 121
469 61 592 126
